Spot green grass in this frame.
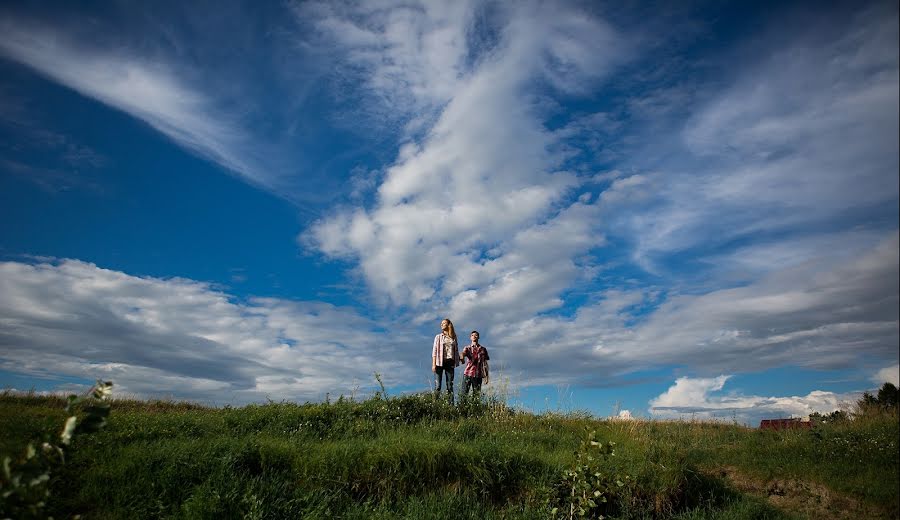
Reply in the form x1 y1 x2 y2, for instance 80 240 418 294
2 390 897 519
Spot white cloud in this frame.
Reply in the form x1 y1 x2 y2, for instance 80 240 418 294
873 364 899 386
614 409 633 421
648 375 858 424
304 1 626 314
0 259 418 403
299 0 474 120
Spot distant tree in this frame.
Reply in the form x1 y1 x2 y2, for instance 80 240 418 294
861 391 878 406
809 409 849 424
826 409 849 422
854 382 899 417
875 382 899 409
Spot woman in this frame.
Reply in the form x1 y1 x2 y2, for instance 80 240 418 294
431 318 459 403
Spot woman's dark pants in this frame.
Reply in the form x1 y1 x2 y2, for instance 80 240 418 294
434 363 455 403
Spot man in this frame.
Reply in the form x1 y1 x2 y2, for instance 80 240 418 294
460 330 490 398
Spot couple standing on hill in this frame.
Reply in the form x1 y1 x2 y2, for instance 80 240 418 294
431 318 490 404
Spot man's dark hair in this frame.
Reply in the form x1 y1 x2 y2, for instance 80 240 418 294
471 330 479 335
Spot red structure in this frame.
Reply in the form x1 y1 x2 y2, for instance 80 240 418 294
759 418 812 430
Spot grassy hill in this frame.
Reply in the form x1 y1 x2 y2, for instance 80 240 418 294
1 389 897 519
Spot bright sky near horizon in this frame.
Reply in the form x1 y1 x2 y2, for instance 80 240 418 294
1 0 897 425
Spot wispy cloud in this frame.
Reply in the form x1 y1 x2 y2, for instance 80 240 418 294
618 3 898 267
296 0 475 127
0 21 272 183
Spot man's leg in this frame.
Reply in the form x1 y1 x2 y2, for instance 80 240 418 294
472 376 482 397
462 376 472 396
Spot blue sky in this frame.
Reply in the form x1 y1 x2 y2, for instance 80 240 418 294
1 0 897 425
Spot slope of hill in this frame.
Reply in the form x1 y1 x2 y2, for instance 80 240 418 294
2 390 897 519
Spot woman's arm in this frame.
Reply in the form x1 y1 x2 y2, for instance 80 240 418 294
432 334 441 369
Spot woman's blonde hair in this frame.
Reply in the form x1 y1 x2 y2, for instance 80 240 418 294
442 318 457 340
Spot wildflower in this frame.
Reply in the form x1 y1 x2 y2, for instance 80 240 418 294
92 380 114 400
60 416 77 445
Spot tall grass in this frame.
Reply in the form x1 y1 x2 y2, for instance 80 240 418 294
1 389 897 519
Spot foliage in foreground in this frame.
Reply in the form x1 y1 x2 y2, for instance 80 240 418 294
1 387 897 519
1 381 113 519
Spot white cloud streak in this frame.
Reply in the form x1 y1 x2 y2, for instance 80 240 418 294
0 19 283 194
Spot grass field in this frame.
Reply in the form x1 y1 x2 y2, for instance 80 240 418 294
1 389 897 519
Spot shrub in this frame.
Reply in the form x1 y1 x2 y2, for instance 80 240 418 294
549 431 631 519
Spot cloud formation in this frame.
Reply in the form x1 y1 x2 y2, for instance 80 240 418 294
1 1 896 409
1 230 894 403
0 259 416 403
302 1 898 390
305 1 626 318
648 375 858 424
873 364 899 386
621 3 898 267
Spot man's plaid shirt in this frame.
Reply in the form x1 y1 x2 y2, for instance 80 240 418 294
461 344 490 377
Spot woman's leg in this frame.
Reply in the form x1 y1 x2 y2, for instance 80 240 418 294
445 367 455 404
434 365 444 395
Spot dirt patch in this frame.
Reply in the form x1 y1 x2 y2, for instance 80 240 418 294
712 466 888 520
